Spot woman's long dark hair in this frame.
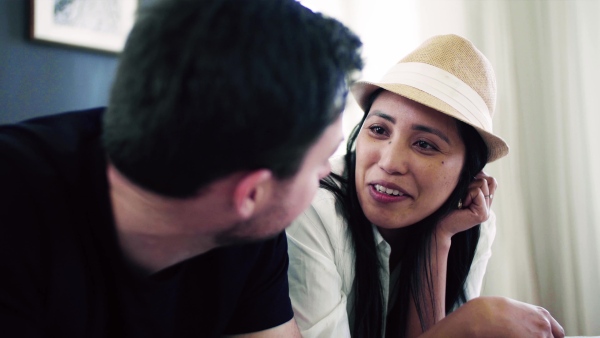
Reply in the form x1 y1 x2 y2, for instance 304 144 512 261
320 89 489 338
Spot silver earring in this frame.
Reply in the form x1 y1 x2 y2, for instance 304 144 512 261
457 199 463 209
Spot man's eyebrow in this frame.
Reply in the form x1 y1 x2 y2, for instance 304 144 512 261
412 124 451 144
366 111 396 124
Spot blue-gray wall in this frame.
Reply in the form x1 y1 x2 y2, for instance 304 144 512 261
0 0 119 124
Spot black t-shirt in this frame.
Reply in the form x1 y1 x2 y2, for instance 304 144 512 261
0 108 294 337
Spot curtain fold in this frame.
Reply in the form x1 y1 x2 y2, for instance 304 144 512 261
452 1 600 335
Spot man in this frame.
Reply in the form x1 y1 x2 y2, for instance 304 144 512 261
0 0 363 336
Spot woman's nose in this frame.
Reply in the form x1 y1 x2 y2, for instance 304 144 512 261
378 141 408 175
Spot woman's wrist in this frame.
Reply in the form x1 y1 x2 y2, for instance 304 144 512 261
433 228 453 251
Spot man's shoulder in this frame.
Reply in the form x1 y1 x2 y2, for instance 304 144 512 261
184 232 290 298
177 232 293 335
0 107 105 152
0 107 105 136
205 232 288 264
0 107 112 272
0 107 106 187
0 110 114 338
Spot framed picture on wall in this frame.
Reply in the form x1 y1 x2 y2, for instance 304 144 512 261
30 0 138 53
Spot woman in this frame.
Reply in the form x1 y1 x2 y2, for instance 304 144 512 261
286 34 564 338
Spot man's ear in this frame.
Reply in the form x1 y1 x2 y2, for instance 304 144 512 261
233 169 273 220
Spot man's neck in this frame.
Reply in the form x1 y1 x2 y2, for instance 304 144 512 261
106 164 223 274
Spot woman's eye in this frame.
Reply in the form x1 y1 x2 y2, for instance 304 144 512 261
415 140 437 151
369 126 386 135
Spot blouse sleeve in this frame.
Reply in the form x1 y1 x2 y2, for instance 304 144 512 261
463 210 497 299
286 193 352 338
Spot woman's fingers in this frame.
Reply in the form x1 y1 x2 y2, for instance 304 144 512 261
437 173 499 237
439 200 488 236
439 173 499 237
476 171 497 206
464 172 497 209
462 180 488 213
549 311 566 338
455 297 565 338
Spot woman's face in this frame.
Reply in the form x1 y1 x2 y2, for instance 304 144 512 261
355 91 466 230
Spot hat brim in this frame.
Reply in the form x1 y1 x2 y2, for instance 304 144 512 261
351 81 509 163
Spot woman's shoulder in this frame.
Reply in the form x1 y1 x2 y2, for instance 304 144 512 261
286 154 350 245
286 187 344 240
329 154 346 177
479 210 497 246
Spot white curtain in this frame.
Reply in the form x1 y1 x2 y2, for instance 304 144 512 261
302 0 600 335
445 1 600 335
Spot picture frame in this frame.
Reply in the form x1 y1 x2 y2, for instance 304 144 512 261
30 0 138 54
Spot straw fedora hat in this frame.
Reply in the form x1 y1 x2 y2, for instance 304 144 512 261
351 34 509 162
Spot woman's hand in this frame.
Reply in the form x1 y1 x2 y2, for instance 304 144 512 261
431 296 565 338
436 171 497 241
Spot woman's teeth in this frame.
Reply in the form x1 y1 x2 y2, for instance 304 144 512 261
374 184 403 196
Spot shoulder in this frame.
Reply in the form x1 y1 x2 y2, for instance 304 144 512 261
0 109 111 335
286 189 353 278
0 108 104 147
205 232 290 278
286 155 350 252
0 108 108 212
184 232 291 297
0 107 111 292
286 188 344 243
478 210 497 251
0 108 105 176
329 154 346 176
193 233 294 334
462 211 498 300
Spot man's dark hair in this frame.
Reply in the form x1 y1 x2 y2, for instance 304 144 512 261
103 0 363 197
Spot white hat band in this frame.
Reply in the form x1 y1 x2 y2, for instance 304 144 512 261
380 62 492 131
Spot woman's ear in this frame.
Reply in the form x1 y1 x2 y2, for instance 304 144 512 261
233 169 273 219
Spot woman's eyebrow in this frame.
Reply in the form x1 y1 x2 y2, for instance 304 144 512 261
366 111 396 123
412 124 451 144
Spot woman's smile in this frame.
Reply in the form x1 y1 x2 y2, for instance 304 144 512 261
368 181 411 203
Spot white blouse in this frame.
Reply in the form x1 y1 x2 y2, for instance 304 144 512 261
286 158 496 338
